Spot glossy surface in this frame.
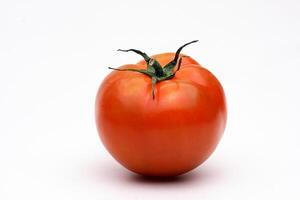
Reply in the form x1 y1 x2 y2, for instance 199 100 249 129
95 54 227 176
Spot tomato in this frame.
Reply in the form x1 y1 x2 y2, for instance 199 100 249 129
95 41 227 177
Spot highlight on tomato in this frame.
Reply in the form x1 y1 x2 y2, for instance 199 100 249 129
95 40 227 177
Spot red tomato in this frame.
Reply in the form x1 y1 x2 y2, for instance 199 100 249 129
95 41 227 177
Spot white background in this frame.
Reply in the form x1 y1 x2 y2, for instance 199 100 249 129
1 0 300 199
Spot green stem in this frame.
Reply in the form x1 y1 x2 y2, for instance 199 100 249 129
109 40 198 99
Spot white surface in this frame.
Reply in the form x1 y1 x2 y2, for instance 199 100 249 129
1 0 300 199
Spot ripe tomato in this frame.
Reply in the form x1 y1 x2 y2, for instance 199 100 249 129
95 41 227 177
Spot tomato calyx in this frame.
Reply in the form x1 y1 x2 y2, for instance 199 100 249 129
108 40 198 99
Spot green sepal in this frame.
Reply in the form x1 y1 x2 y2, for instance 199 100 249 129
117 49 163 77
163 40 198 74
108 67 155 77
151 77 157 100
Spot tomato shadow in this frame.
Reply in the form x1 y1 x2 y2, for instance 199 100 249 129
127 171 204 185
84 157 223 187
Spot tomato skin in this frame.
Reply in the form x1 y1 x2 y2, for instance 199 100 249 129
95 56 226 177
